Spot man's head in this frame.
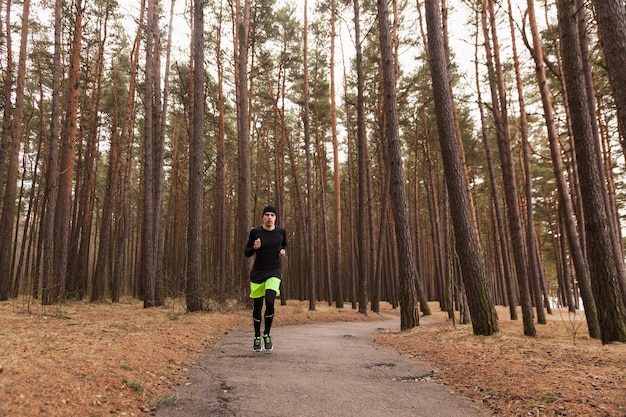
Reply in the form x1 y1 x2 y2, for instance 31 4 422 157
262 205 277 217
262 205 277 230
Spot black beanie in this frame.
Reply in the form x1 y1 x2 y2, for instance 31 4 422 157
262 205 277 216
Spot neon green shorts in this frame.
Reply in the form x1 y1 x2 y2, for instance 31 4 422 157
250 277 281 298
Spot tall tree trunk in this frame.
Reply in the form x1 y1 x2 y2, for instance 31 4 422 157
108 0 144 302
474 43 517 320
0 0 29 301
75 3 109 301
366 146 378 312
441 0 480 239
354 0 369 315
41 0 63 305
0 0 12 209
142 0 158 308
525 0 600 338
273 31 287 305
152 0 175 306
505 0 546 324
423 137 448 311
311 91 332 304
54 0 83 304
374 173 391 308
555 208 575 311
481 0 535 336
330 0 343 309
92 10 125 302
557 0 626 344
425 0 498 336
378 0 420 330
586 0 626 301
187 0 204 312
13 113 43 298
302 0 316 311
285 124 307 299
93 116 118 301
416 2 447 309
591 0 626 157
342 58 358 309
473 4 515 314
215 1 227 299
235 0 251 301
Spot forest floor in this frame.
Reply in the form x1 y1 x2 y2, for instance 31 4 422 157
0 297 624 417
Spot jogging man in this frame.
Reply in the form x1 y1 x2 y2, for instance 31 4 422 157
244 205 287 351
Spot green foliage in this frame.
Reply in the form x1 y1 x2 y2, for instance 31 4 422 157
151 393 179 408
540 391 556 404
122 377 144 395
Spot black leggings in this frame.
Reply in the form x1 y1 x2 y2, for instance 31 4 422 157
253 289 276 337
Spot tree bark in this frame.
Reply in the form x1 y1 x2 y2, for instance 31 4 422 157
591 0 626 155
474 8 517 320
85 4 111 302
41 0 63 305
506 0 546 324
152 0 175 307
214 0 227 299
54 0 83 304
0 0 29 301
378 0 420 330
186 0 205 312
587 0 626 301
235 0 251 301
112 0 144 302
302 0 316 311
142 0 159 308
330 0 344 309
353 0 369 315
525 0 600 338
481 0 535 336
425 0 498 336
557 0 626 344
0 0 12 208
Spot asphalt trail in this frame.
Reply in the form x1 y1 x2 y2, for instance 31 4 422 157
154 315 490 417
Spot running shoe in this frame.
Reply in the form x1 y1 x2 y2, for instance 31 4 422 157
263 334 273 351
253 336 262 352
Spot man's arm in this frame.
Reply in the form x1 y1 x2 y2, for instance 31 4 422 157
244 229 257 257
280 229 288 254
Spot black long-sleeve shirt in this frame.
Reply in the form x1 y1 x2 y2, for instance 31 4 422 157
245 226 288 283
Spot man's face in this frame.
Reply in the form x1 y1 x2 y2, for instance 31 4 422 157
263 212 276 227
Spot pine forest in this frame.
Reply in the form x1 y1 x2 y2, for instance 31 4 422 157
2 0 626 344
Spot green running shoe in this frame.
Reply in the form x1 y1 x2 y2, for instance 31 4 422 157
263 334 273 351
253 336 262 352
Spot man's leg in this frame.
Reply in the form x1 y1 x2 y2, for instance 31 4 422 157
262 289 276 351
263 289 276 336
253 296 264 337
252 296 264 351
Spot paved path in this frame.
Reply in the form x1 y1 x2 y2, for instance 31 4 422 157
155 316 490 417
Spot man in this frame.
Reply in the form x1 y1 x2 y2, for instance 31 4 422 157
244 205 287 351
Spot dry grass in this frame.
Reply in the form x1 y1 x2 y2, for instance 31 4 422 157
1 298 624 416
0 297 379 417
376 305 626 417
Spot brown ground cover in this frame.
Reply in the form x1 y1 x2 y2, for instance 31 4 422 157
375 307 626 417
0 298 624 417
